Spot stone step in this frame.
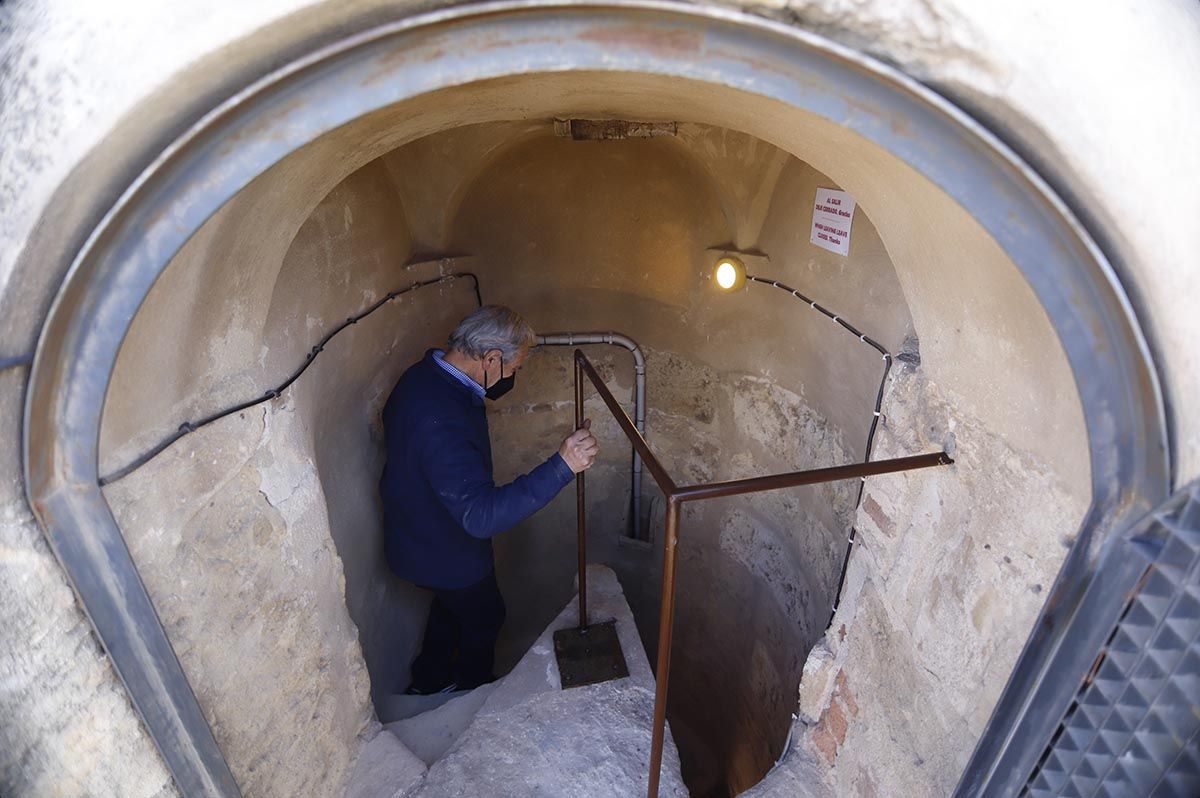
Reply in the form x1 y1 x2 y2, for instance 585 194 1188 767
385 682 499 766
348 565 687 797
410 564 689 798
345 728 427 798
377 688 475 725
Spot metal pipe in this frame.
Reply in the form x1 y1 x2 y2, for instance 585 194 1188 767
575 350 676 494
646 495 680 798
673 451 953 503
538 333 647 540
574 355 588 629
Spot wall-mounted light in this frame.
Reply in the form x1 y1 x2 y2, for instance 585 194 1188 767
706 256 906 628
712 256 747 291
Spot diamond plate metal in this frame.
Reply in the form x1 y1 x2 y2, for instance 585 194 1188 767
1022 483 1200 797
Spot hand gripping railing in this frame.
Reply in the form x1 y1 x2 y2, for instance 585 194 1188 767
570 349 954 798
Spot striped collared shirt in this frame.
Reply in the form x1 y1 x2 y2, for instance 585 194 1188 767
432 349 485 398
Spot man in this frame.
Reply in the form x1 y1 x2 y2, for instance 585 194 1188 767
380 305 599 694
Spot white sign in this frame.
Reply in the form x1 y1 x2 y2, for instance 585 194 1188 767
810 188 856 256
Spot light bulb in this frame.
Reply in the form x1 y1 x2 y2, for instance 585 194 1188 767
716 262 737 289
712 257 746 291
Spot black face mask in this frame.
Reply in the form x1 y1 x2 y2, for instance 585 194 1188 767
483 364 516 401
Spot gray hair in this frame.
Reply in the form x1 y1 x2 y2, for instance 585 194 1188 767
447 305 537 362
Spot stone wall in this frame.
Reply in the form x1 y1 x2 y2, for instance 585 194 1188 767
90 152 481 794
265 159 477 703
788 361 1087 795
103 406 374 798
0 394 178 796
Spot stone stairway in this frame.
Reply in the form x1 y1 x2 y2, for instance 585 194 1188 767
346 565 688 798
377 684 493 727
384 682 498 766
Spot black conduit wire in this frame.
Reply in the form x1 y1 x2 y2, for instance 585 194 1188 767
99 272 483 487
745 275 893 627
0 354 35 372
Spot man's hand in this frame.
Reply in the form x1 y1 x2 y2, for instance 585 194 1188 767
559 419 599 474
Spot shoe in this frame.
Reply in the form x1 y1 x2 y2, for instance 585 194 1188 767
403 680 458 696
456 673 498 691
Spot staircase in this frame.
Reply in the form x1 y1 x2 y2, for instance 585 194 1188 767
383 683 498 766
346 566 688 798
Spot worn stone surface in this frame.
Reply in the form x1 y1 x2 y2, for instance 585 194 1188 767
0 373 176 798
796 638 836 725
346 729 427 798
378 685 491 726
764 363 1088 796
385 683 498 765
0 510 178 798
103 405 375 797
740 739 832 798
269 163 474 704
412 566 687 798
101 145 477 709
490 341 858 796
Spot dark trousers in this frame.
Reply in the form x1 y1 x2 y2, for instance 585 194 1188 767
409 570 506 692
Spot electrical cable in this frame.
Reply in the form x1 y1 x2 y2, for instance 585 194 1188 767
1 354 34 372
745 275 893 626
99 272 482 487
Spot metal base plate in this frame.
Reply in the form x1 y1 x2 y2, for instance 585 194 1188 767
553 620 629 689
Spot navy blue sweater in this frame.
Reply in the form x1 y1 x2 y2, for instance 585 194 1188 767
379 350 575 589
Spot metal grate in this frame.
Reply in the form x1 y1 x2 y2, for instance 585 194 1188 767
1023 484 1200 798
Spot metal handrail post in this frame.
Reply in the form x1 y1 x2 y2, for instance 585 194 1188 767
574 350 677 492
568 349 953 798
647 495 681 798
575 354 588 630
674 452 953 502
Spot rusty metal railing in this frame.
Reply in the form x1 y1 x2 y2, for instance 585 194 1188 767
570 349 954 797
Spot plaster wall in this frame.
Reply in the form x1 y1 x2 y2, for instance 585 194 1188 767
97 116 887 792
2 2 1189 797
80 114 923 797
